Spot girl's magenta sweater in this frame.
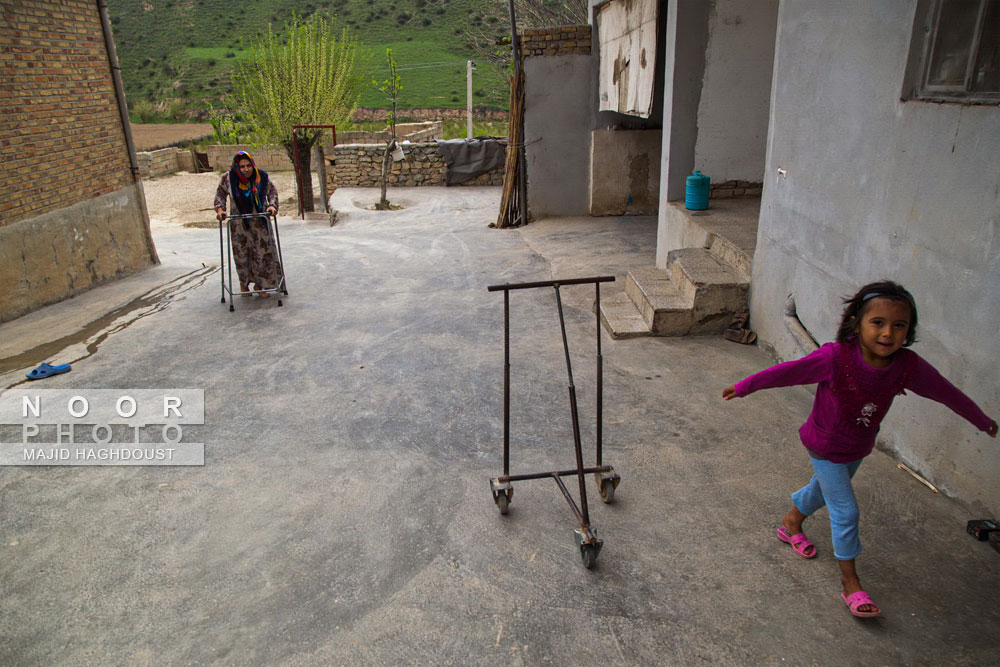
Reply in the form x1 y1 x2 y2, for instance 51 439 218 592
734 341 992 462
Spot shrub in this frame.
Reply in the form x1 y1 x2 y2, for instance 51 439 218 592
129 99 159 123
166 99 187 121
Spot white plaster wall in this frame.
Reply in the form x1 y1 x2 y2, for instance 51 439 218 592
752 0 1000 513
694 0 778 182
524 55 593 217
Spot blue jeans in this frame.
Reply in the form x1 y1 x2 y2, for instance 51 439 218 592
791 456 864 561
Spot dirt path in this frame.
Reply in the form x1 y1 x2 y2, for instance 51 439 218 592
131 123 213 151
143 170 318 230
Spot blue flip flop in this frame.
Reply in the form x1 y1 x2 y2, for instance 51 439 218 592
25 362 72 380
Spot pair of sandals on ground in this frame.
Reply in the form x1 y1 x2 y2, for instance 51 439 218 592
776 525 881 618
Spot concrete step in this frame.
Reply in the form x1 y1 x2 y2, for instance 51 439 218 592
707 234 752 278
625 267 693 335
667 247 749 325
598 292 653 339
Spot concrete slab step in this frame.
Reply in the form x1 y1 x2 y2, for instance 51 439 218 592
599 292 653 339
625 267 693 335
667 247 749 318
707 234 752 278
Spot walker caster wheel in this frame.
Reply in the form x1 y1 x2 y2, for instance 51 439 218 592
574 528 603 569
221 296 226 303
283 290 288 295
599 480 615 503
490 479 513 516
595 471 620 504
278 300 283 306
229 305 235 312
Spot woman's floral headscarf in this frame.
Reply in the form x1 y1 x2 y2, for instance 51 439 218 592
230 150 264 211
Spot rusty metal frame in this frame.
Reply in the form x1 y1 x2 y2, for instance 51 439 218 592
487 275 622 567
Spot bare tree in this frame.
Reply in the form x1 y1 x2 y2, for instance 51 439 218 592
462 0 589 87
373 49 401 211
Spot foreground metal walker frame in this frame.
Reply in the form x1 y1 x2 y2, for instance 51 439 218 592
487 276 621 569
218 212 289 310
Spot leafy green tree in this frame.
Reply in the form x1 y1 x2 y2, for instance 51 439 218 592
231 14 366 211
207 102 242 145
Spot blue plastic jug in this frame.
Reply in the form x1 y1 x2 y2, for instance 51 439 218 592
685 171 710 210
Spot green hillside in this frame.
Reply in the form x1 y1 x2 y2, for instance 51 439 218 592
106 0 510 117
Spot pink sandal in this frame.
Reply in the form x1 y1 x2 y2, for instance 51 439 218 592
842 590 881 618
776 525 817 559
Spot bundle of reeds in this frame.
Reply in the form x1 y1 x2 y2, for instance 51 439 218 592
495 65 525 229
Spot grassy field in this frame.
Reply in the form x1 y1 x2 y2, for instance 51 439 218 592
107 0 511 118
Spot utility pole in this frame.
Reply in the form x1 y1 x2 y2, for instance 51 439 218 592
467 60 475 139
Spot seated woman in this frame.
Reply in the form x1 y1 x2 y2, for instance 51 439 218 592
214 151 282 297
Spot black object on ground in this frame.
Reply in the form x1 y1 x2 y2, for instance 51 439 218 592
487 275 622 569
967 519 1000 541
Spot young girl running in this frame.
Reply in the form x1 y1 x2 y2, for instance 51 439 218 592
723 281 997 618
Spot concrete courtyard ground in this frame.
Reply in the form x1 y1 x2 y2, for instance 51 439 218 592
1 176 999 664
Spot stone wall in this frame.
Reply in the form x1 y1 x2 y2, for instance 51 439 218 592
325 143 504 190
396 121 443 142
521 25 592 57
137 147 196 179
206 145 293 171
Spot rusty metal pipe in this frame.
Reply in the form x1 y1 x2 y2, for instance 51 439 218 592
497 465 614 483
503 288 510 476
97 0 158 265
488 275 614 292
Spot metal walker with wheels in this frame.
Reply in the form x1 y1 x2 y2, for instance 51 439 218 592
487 276 621 569
218 212 289 310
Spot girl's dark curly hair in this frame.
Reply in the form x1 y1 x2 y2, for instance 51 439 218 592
836 280 918 346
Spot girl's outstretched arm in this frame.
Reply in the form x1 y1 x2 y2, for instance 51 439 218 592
726 343 834 400
906 356 996 435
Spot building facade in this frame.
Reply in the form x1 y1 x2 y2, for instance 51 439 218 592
0 0 157 323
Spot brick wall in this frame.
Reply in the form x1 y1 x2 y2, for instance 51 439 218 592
521 25 592 57
0 0 133 226
710 180 763 199
325 143 504 190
